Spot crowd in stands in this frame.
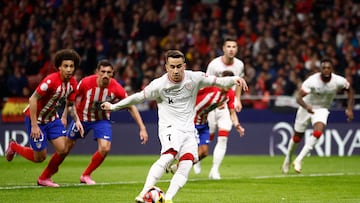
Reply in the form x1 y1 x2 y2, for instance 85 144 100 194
1 0 360 111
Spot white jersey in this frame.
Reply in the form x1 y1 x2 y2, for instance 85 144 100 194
143 71 219 131
301 72 350 109
206 56 244 78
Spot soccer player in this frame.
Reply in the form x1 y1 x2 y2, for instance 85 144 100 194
65 59 148 184
5 49 84 187
193 70 245 175
205 37 245 179
101 50 248 203
281 58 354 174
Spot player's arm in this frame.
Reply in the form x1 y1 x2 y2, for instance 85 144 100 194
212 76 248 92
101 91 146 111
28 92 42 139
235 85 243 112
66 101 84 137
229 108 245 137
344 85 354 122
296 89 313 114
127 105 149 144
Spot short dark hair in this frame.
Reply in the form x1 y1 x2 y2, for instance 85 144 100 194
54 49 81 69
165 50 185 64
223 37 237 45
320 58 333 67
97 59 113 70
221 70 234 77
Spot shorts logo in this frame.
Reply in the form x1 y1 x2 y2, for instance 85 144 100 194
36 142 42 149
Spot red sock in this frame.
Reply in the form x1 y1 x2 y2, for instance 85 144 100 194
12 143 36 162
82 151 105 176
39 153 65 180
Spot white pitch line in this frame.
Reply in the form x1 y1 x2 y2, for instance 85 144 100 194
1 172 359 190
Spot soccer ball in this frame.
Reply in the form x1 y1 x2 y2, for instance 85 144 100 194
143 186 165 203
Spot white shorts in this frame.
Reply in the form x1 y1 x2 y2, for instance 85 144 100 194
207 106 232 134
294 107 329 133
158 125 198 162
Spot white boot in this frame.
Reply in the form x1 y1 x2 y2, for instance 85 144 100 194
193 161 201 174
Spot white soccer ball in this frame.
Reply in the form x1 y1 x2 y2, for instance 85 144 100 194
143 186 165 203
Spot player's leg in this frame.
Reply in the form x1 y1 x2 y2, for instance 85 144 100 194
282 108 309 173
193 124 210 174
293 108 328 173
38 119 67 187
136 151 176 202
6 116 45 162
281 132 303 174
209 108 231 180
164 133 197 201
81 121 110 184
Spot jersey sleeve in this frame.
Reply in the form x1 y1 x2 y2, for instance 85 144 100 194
143 78 161 100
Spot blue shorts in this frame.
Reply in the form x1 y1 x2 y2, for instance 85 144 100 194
25 116 66 151
195 124 210 146
67 120 112 142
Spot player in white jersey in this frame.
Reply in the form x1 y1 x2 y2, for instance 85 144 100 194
205 37 245 179
101 50 248 203
281 58 354 174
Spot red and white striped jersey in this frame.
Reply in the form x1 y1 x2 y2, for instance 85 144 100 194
194 86 235 125
76 75 127 122
24 72 77 124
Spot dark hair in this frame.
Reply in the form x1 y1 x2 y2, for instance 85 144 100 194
223 37 237 45
54 49 81 69
97 59 113 70
320 58 333 67
165 50 185 64
221 70 234 77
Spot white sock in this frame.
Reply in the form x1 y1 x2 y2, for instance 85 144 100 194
165 160 192 200
295 136 318 162
285 138 298 162
139 154 174 196
210 136 227 174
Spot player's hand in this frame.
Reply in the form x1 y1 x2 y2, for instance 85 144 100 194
75 120 85 138
234 97 242 112
101 102 112 111
139 128 149 144
235 123 245 137
234 77 248 92
305 105 314 114
30 124 42 140
345 109 354 122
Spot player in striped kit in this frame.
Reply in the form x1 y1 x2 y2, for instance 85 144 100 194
193 70 245 174
5 49 84 187
65 59 148 184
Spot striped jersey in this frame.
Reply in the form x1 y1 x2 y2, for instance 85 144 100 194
76 75 127 122
194 86 235 125
24 72 77 124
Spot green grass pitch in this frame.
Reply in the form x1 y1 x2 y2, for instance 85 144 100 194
1 155 360 203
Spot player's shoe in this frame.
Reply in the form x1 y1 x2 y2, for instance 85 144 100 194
134 195 144 203
193 162 201 174
293 160 302 173
208 170 221 180
37 178 60 187
80 175 96 185
281 158 290 174
165 164 177 174
5 139 17 161
165 200 173 203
